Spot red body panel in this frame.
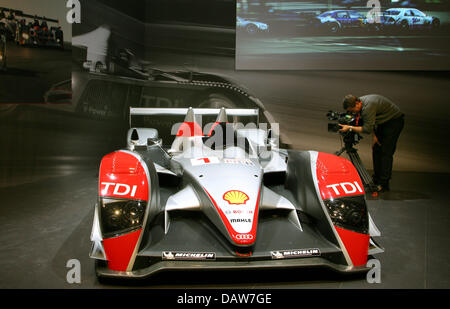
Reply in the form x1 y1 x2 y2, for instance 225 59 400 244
316 152 365 199
335 226 370 266
99 151 149 201
99 151 149 271
102 229 142 271
314 152 369 266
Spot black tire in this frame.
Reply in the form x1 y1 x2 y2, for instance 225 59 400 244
329 22 340 34
245 24 258 35
431 18 440 30
400 20 409 31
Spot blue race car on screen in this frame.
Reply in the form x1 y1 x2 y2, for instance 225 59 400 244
314 10 366 33
237 16 269 35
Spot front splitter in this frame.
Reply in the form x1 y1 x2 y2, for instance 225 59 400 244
95 257 370 279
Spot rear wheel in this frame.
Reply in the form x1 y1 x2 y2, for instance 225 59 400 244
431 18 440 30
245 24 258 35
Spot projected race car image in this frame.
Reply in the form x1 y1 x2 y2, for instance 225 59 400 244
0 1 71 103
235 0 450 70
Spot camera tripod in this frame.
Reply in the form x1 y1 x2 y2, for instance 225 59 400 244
336 141 379 195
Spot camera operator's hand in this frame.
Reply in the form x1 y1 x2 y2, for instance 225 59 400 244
339 124 363 134
338 124 351 132
372 134 381 148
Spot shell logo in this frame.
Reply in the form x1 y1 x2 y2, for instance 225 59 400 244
223 190 249 205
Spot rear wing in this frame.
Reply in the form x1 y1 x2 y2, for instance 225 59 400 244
129 107 260 127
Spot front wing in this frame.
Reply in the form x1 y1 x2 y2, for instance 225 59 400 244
94 210 375 279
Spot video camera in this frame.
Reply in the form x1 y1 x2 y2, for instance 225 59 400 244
326 110 356 132
326 110 362 148
326 111 378 194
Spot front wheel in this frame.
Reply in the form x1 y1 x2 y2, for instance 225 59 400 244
328 23 340 34
400 20 409 31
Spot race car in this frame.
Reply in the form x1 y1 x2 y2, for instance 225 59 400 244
71 65 282 143
15 18 64 48
237 16 269 35
383 8 440 30
314 10 366 33
89 107 383 280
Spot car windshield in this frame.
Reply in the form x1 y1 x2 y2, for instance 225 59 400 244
412 9 425 17
336 12 348 18
349 11 363 18
386 10 400 15
318 12 332 18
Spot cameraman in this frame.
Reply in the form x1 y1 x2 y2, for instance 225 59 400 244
339 94 404 192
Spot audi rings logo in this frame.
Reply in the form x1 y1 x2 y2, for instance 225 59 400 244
235 234 253 240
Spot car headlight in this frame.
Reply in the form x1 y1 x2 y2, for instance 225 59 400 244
324 195 368 234
99 197 147 238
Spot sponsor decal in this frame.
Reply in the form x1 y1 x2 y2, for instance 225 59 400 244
235 234 254 240
325 181 364 196
101 182 138 197
162 251 216 261
223 158 255 166
190 157 220 166
271 248 321 259
223 190 249 205
230 218 252 223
